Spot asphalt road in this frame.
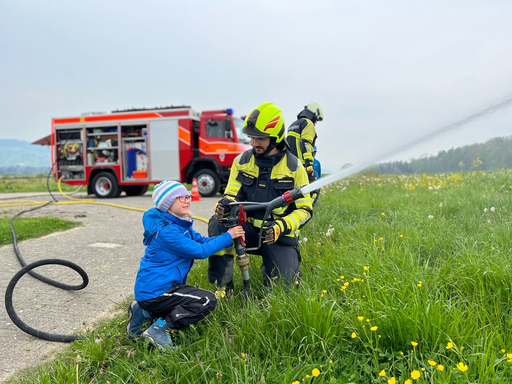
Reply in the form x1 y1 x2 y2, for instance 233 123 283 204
0 191 217 383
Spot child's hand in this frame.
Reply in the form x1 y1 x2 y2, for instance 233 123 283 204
228 226 245 240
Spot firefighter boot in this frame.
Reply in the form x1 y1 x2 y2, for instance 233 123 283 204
126 301 152 338
215 280 234 299
143 318 176 352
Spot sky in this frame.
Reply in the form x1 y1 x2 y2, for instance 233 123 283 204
1 0 512 173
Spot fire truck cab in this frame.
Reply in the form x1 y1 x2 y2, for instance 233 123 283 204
51 106 251 198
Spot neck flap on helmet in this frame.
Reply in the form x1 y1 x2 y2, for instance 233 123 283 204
297 108 316 123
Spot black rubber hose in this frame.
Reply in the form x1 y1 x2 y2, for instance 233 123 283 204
5 258 88 342
4 164 90 342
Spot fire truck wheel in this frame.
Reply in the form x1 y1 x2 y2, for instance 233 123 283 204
193 169 220 197
91 172 120 199
124 185 149 196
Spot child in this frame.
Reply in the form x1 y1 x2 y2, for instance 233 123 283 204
127 180 244 351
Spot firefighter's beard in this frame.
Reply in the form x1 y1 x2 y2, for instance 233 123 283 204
252 145 266 154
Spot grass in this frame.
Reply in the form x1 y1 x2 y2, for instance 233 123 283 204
0 174 80 193
0 217 82 246
6 169 512 383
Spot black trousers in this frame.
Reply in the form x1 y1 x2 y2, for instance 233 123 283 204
138 284 217 330
207 217 302 287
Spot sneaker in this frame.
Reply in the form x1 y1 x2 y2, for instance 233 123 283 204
126 301 152 338
143 318 176 352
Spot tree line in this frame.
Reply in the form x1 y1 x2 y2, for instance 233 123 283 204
370 136 512 174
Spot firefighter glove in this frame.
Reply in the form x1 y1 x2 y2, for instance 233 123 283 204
215 198 233 222
263 219 286 244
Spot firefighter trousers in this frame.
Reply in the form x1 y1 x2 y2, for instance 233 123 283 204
138 283 217 330
207 216 302 288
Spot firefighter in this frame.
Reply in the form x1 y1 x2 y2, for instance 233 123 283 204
208 102 313 297
285 101 323 182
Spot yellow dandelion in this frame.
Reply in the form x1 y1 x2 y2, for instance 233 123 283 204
241 353 246 360
388 377 396 384
357 316 364 321
400 234 404 238
321 294 324 297
381 212 385 216
341 275 345 279
306 374 310 378
400 351 404 356
428 360 436 366
457 362 468 372
329 360 333 364
379 370 386 377
405 380 412 384
446 341 453 349
411 370 421 379
295 281 299 285
411 341 418 347
371 326 378 331
351 332 357 339
292 381 300 384
437 364 445 372
322 290 327 293
366 319 370 322
312 368 320 377
379 237 384 241
363 266 369 271
502 349 506 353
507 353 512 359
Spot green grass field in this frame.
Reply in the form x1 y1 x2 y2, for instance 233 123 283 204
7 170 512 383
0 174 81 193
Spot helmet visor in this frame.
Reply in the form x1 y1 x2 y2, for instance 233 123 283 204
242 125 270 138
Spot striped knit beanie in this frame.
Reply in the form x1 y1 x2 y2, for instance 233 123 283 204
152 180 189 213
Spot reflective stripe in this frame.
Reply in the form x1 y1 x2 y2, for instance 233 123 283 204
288 213 299 229
162 292 211 307
288 131 301 138
213 247 234 256
162 292 201 300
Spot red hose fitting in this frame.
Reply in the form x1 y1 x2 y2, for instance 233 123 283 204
282 191 294 204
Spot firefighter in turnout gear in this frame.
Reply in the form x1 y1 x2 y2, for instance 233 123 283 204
285 101 323 184
208 102 313 297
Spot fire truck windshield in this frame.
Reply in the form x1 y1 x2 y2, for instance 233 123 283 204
234 118 250 144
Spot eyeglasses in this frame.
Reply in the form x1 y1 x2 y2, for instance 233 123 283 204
177 195 192 203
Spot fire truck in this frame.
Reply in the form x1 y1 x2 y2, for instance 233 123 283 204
50 105 251 198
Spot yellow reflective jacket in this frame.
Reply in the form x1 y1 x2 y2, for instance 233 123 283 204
286 118 317 170
223 149 313 237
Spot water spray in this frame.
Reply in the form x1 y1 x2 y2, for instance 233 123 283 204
301 95 512 195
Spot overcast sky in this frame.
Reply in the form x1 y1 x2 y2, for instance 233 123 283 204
1 0 512 172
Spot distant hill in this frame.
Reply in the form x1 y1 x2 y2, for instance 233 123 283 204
373 136 512 174
0 139 51 174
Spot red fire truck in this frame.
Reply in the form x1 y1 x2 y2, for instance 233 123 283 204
50 106 251 198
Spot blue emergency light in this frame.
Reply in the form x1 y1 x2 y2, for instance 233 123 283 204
226 108 234 115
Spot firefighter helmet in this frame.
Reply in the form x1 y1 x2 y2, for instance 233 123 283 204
305 101 323 122
242 102 285 143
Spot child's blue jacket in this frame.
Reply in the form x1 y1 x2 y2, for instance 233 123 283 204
135 208 232 301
